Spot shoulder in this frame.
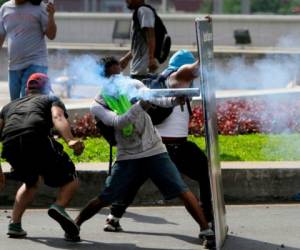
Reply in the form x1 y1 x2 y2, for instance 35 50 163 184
0 1 11 13
137 5 155 17
48 95 65 106
1 0 13 8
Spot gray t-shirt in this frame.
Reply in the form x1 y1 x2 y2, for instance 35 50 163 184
0 1 48 70
130 6 155 76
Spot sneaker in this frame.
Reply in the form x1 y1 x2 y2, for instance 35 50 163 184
103 218 123 232
48 204 79 237
64 233 81 242
7 222 27 238
199 228 215 249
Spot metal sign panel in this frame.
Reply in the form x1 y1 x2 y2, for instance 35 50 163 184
195 18 227 249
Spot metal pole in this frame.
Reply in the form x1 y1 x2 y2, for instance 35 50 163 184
213 0 223 14
241 0 251 14
195 18 228 250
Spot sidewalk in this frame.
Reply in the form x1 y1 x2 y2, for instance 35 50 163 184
2 161 300 207
0 205 300 250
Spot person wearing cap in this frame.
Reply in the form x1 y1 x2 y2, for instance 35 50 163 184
0 73 84 241
102 50 214 245
0 0 57 100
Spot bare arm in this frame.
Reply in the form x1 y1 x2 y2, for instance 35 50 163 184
119 51 132 70
167 60 200 88
45 3 57 40
51 106 84 155
174 60 200 83
144 27 158 73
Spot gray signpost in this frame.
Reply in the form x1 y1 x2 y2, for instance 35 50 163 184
195 18 228 249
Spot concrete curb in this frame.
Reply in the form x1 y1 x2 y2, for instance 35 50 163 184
1 162 300 207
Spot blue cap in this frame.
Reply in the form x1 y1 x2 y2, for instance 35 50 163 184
167 49 196 71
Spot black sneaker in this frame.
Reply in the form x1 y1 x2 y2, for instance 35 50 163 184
7 222 27 238
199 228 216 249
64 233 81 242
48 204 79 237
103 218 123 232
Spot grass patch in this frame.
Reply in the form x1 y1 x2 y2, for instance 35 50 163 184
1 134 299 163
58 133 300 163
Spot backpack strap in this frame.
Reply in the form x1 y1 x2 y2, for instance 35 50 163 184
186 98 193 116
108 144 113 175
94 96 114 174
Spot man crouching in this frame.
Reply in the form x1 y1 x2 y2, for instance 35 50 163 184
0 73 84 241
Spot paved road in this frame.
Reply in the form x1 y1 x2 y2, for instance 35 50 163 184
1 205 300 250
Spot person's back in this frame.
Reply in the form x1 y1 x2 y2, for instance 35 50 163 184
1 94 64 144
91 85 167 161
0 73 84 242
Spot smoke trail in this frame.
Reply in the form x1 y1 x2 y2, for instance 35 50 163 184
48 54 141 99
214 54 300 90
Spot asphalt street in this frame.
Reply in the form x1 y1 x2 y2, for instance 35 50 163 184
1 205 300 250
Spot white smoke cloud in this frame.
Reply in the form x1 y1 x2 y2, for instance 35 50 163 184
214 55 300 90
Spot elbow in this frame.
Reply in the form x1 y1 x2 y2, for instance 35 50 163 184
47 34 56 40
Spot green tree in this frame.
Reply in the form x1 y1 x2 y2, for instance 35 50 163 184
224 0 241 14
251 0 281 13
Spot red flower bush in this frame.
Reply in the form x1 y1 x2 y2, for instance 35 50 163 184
71 112 100 138
70 97 300 138
189 97 300 135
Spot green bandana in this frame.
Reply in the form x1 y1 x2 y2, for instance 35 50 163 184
103 94 133 137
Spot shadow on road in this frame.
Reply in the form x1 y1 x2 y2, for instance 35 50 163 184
223 235 300 250
121 210 178 226
26 236 187 250
122 230 199 245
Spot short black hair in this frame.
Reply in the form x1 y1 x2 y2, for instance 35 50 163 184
100 56 119 77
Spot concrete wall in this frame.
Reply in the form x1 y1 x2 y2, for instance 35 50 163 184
51 13 300 47
2 14 300 81
2 165 300 207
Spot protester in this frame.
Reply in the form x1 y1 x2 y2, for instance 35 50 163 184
0 0 57 100
102 50 214 241
74 63 214 243
120 0 158 80
0 73 84 241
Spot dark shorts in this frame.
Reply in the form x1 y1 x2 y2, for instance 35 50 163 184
99 152 189 204
2 133 77 187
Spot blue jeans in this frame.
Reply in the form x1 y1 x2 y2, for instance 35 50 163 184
99 152 189 204
8 65 48 100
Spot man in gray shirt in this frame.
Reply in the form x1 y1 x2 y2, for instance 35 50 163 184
0 0 57 100
120 0 158 80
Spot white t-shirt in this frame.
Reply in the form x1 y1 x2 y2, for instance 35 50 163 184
0 1 48 70
156 105 190 138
